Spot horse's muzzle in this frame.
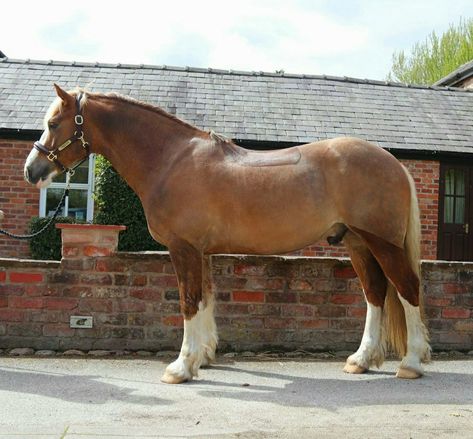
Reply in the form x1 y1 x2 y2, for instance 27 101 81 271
24 161 52 185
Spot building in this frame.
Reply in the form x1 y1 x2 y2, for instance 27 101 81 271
0 56 472 260
434 59 473 89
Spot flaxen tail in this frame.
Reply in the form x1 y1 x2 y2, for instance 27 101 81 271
384 166 425 358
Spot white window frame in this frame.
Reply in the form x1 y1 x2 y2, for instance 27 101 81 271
39 154 95 222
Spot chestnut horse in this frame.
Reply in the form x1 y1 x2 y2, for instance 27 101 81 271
24 85 431 383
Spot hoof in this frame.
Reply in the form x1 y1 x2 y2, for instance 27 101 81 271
396 367 422 379
343 362 368 374
161 371 189 384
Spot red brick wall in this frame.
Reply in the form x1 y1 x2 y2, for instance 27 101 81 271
0 140 40 258
300 158 439 260
402 159 439 260
0 249 471 352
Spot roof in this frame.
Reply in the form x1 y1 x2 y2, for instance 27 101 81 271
1 57 472 155
434 60 473 87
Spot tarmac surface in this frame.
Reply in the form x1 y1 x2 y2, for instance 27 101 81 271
0 355 472 438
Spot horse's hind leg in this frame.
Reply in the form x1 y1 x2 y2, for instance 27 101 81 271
352 228 431 379
161 243 217 384
343 231 387 373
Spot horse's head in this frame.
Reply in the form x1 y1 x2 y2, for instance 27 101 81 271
24 84 90 188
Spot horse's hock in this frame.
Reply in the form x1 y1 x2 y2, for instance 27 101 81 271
0 223 471 353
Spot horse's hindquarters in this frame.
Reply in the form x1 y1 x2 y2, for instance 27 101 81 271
319 138 412 248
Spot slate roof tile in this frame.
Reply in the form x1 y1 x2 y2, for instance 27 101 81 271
0 58 472 154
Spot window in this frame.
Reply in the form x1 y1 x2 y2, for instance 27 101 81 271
39 155 95 221
443 168 465 224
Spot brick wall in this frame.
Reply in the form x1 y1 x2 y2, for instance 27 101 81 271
0 140 39 258
300 158 440 260
0 225 470 352
402 159 439 260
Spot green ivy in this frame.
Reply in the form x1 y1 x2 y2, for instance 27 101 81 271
94 155 166 251
28 216 77 260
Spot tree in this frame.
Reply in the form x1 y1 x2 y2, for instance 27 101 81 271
387 18 473 85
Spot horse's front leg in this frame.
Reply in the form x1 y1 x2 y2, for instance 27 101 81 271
161 244 217 384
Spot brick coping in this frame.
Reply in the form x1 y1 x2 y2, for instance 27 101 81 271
0 257 60 268
56 223 126 231
117 251 352 263
0 253 472 268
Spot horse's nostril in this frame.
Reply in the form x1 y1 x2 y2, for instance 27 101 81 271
25 165 39 184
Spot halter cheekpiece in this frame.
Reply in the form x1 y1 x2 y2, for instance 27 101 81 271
33 92 90 176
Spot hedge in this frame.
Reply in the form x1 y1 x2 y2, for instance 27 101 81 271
94 155 166 251
28 216 77 260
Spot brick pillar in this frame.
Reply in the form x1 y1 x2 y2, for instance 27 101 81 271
56 224 126 258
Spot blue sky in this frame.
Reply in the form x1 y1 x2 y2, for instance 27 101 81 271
1 0 470 80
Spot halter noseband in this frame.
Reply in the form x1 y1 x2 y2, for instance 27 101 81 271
34 93 90 176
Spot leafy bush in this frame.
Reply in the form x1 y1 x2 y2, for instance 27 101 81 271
94 155 166 251
29 216 76 260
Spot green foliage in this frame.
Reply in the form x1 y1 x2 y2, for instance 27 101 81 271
387 18 473 85
29 216 76 260
94 155 166 251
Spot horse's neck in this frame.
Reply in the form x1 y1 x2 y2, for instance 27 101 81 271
88 98 200 198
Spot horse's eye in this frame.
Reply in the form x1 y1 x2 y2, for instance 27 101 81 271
48 121 59 130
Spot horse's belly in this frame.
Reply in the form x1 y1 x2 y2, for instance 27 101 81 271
207 203 335 254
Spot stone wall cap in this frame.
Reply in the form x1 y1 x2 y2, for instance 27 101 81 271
56 224 127 231
0 257 60 268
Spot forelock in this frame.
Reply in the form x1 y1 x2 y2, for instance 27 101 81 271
43 97 63 128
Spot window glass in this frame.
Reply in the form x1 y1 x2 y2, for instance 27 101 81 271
444 196 454 223
52 158 89 184
45 188 66 217
455 169 465 196
67 189 88 221
445 169 454 195
455 197 465 225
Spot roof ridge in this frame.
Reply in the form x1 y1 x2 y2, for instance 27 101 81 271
1 56 472 93
434 59 473 86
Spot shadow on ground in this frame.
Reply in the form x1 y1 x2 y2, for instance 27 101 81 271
195 362 473 410
0 364 170 406
0 358 472 412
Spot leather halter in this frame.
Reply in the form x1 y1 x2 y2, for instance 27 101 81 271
34 93 90 176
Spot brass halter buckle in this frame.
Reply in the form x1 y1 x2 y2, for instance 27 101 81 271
47 151 58 162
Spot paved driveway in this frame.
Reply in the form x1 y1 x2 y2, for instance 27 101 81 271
0 356 472 438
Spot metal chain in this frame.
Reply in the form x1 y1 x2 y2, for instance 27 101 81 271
0 182 70 240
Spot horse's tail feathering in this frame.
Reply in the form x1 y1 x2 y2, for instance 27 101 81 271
384 167 423 358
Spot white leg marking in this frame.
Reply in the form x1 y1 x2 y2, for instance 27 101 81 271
398 295 431 375
162 297 218 383
199 294 218 366
347 301 385 370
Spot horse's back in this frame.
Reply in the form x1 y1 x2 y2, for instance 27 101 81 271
220 139 302 167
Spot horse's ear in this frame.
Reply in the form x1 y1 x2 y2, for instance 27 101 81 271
53 84 74 107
